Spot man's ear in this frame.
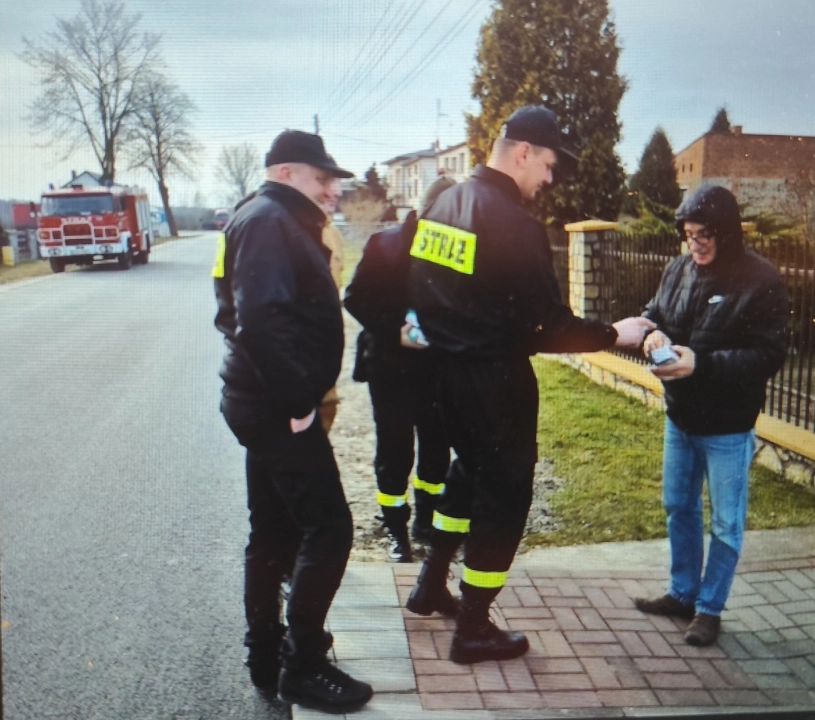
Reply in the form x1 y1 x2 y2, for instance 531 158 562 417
515 141 531 168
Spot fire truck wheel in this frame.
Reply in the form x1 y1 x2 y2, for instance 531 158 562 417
49 258 65 273
136 240 150 265
118 248 133 270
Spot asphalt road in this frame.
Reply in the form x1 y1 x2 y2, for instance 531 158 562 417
0 235 289 719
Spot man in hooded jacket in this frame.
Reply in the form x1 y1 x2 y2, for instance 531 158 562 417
634 185 788 646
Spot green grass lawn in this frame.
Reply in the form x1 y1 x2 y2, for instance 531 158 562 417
526 357 815 548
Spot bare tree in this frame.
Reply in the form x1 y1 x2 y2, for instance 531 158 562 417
127 73 201 237
20 0 160 183
216 143 262 202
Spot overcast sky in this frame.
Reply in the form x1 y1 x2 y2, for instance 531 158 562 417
1 0 814 207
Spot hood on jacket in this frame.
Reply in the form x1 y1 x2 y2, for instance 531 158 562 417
675 184 744 263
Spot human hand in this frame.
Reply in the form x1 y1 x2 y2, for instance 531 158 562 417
400 321 429 349
651 345 695 380
290 409 316 433
612 317 656 348
643 329 672 356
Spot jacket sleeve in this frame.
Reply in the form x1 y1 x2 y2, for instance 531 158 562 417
343 223 412 345
232 213 318 419
694 278 789 387
520 227 618 353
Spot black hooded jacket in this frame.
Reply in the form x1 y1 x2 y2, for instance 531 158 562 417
644 185 788 435
214 182 343 419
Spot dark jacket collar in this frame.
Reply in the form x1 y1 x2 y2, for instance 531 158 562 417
257 181 327 238
472 164 523 205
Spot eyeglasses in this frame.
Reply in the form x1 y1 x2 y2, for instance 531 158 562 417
684 229 714 245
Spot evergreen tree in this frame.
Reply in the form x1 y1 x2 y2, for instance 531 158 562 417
626 127 681 217
467 0 627 223
709 107 731 134
363 164 387 202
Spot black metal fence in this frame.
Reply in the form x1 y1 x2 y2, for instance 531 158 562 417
582 230 815 432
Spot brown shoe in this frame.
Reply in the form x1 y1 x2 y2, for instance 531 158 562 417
684 613 721 646
634 594 695 618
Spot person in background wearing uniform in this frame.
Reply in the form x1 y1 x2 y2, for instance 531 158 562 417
317 166 345 433
634 185 788 646
214 130 373 713
344 176 456 564
405 105 655 664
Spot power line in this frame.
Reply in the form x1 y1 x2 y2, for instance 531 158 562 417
323 0 429 125
323 1 398 110
346 0 487 131
330 0 452 128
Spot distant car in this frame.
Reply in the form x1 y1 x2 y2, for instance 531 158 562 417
213 208 232 230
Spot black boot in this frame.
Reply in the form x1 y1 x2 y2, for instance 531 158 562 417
245 622 286 694
450 592 529 664
278 634 373 712
411 488 435 544
405 545 460 617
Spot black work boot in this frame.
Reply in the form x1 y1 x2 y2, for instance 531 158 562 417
450 593 529 664
278 635 373 712
245 622 286 694
411 489 436 544
405 546 460 617
247 625 334 696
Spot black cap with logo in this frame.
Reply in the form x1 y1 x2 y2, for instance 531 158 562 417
500 105 578 165
265 130 354 178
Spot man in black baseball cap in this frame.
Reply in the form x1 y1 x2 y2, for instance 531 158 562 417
403 104 654 665
265 129 354 178
214 130 373 712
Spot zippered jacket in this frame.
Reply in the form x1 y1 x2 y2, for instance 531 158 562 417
214 182 343 419
644 185 788 435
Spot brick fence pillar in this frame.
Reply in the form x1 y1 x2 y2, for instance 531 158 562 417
564 220 619 320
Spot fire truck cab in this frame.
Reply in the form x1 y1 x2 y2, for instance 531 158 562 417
37 183 153 273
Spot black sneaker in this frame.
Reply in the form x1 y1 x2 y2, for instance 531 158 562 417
278 660 373 713
387 531 413 563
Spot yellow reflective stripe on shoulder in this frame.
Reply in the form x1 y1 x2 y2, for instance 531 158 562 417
432 511 470 534
377 491 408 507
409 219 476 275
462 566 508 589
212 233 226 278
413 477 445 495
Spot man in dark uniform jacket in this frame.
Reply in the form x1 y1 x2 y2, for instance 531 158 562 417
405 106 655 664
344 177 456 564
214 130 372 712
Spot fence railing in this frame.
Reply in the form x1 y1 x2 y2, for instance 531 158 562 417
580 228 815 432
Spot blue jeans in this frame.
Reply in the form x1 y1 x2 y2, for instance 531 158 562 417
663 418 754 616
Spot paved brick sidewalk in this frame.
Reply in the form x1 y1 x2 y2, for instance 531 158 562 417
293 544 815 719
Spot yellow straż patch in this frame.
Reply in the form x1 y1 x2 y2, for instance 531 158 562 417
410 220 476 275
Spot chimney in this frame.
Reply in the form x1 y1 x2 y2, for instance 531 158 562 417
732 126 743 137
71 170 77 179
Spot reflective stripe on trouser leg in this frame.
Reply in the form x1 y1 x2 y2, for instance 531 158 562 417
377 491 408 507
462 566 508 589
413 476 445 495
432 510 469 534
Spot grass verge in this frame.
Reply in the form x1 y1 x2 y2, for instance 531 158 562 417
525 357 815 548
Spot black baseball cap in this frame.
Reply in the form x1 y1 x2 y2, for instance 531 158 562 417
500 105 578 165
265 130 354 178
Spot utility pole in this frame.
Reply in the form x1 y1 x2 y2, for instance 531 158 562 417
435 99 447 150
314 114 320 135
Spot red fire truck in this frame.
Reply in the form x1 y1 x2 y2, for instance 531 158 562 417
36 183 153 272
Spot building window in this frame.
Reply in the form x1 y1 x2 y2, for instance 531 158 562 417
689 163 693 172
459 153 465 173
681 164 685 173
